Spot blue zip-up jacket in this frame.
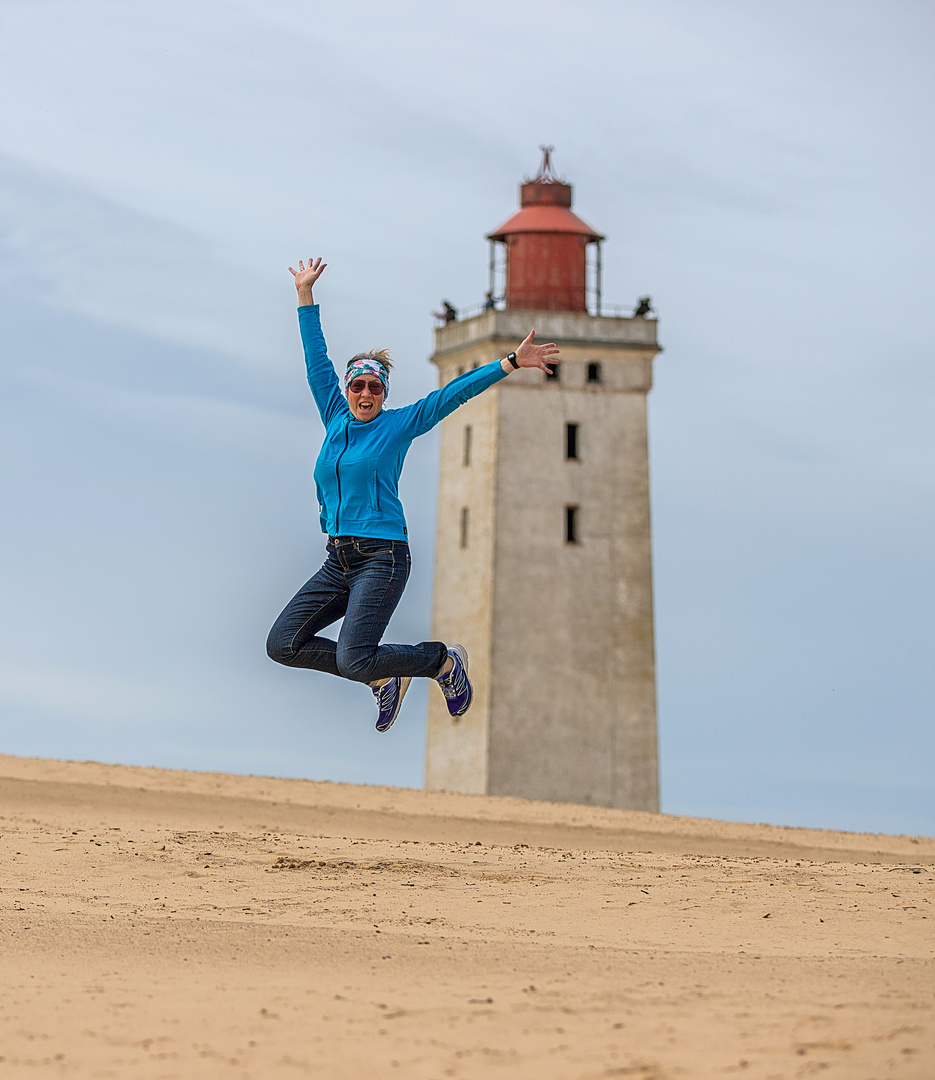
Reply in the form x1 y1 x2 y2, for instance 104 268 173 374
300 305 508 541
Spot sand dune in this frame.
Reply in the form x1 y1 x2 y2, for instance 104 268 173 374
1 754 932 1078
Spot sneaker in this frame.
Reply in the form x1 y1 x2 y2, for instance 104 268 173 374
437 644 473 718
371 676 411 733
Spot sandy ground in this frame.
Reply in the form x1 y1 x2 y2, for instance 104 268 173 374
0 754 932 1079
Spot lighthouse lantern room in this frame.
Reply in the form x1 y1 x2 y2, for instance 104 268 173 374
487 146 604 314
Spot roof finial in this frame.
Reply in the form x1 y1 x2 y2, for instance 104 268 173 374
527 145 563 184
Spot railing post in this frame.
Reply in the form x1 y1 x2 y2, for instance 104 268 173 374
488 241 495 302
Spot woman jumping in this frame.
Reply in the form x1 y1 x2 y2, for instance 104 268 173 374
266 257 559 732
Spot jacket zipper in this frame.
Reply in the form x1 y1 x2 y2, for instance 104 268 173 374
333 420 350 536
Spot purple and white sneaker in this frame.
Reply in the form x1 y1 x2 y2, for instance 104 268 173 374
371 676 411 733
437 644 473 717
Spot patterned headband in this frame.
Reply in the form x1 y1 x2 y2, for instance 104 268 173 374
344 359 389 398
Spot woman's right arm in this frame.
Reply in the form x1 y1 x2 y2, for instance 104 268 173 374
290 256 325 307
289 258 347 425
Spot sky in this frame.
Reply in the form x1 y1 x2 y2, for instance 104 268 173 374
0 0 932 836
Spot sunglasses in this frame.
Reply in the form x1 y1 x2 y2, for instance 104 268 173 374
348 379 385 395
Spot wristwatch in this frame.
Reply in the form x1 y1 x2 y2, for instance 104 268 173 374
506 352 518 369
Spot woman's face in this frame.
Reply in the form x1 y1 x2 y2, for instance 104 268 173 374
347 376 385 422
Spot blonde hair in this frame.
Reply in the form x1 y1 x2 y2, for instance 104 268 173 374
347 349 394 373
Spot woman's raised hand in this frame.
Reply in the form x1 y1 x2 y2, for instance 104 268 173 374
515 329 560 373
289 257 327 303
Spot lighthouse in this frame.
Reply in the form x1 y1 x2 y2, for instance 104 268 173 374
424 150 660 811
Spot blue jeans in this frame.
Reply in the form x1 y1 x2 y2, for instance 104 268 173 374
266 537 448 683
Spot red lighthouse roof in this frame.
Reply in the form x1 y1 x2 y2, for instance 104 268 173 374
487 147 604 243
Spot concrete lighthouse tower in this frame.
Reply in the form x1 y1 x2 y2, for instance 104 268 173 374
424 149 660 811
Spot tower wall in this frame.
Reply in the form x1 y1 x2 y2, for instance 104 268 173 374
425 310 660 810
423 387 499 795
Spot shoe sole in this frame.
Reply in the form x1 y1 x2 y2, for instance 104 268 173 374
446 645 473 718
375 676 411 732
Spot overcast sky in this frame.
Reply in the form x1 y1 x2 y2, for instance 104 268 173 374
1 0 932 835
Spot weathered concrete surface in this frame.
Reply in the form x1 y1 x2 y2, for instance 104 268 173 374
425 311 661 810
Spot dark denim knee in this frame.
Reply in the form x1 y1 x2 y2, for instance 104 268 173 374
266 626 294 666
335 645 377 684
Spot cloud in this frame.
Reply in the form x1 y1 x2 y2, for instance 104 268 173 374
0 152 290 367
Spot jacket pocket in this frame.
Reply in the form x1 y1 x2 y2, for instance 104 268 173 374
369 469 380 512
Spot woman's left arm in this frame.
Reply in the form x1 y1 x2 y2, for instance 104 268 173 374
396 330 559 438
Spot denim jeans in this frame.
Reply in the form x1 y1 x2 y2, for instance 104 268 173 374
266 536 448 683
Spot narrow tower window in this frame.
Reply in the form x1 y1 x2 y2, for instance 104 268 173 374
565 423 579 460
587 362 602 384
565 505 579 544
545 362 560 382
462 425 472 466
460 506 470 549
